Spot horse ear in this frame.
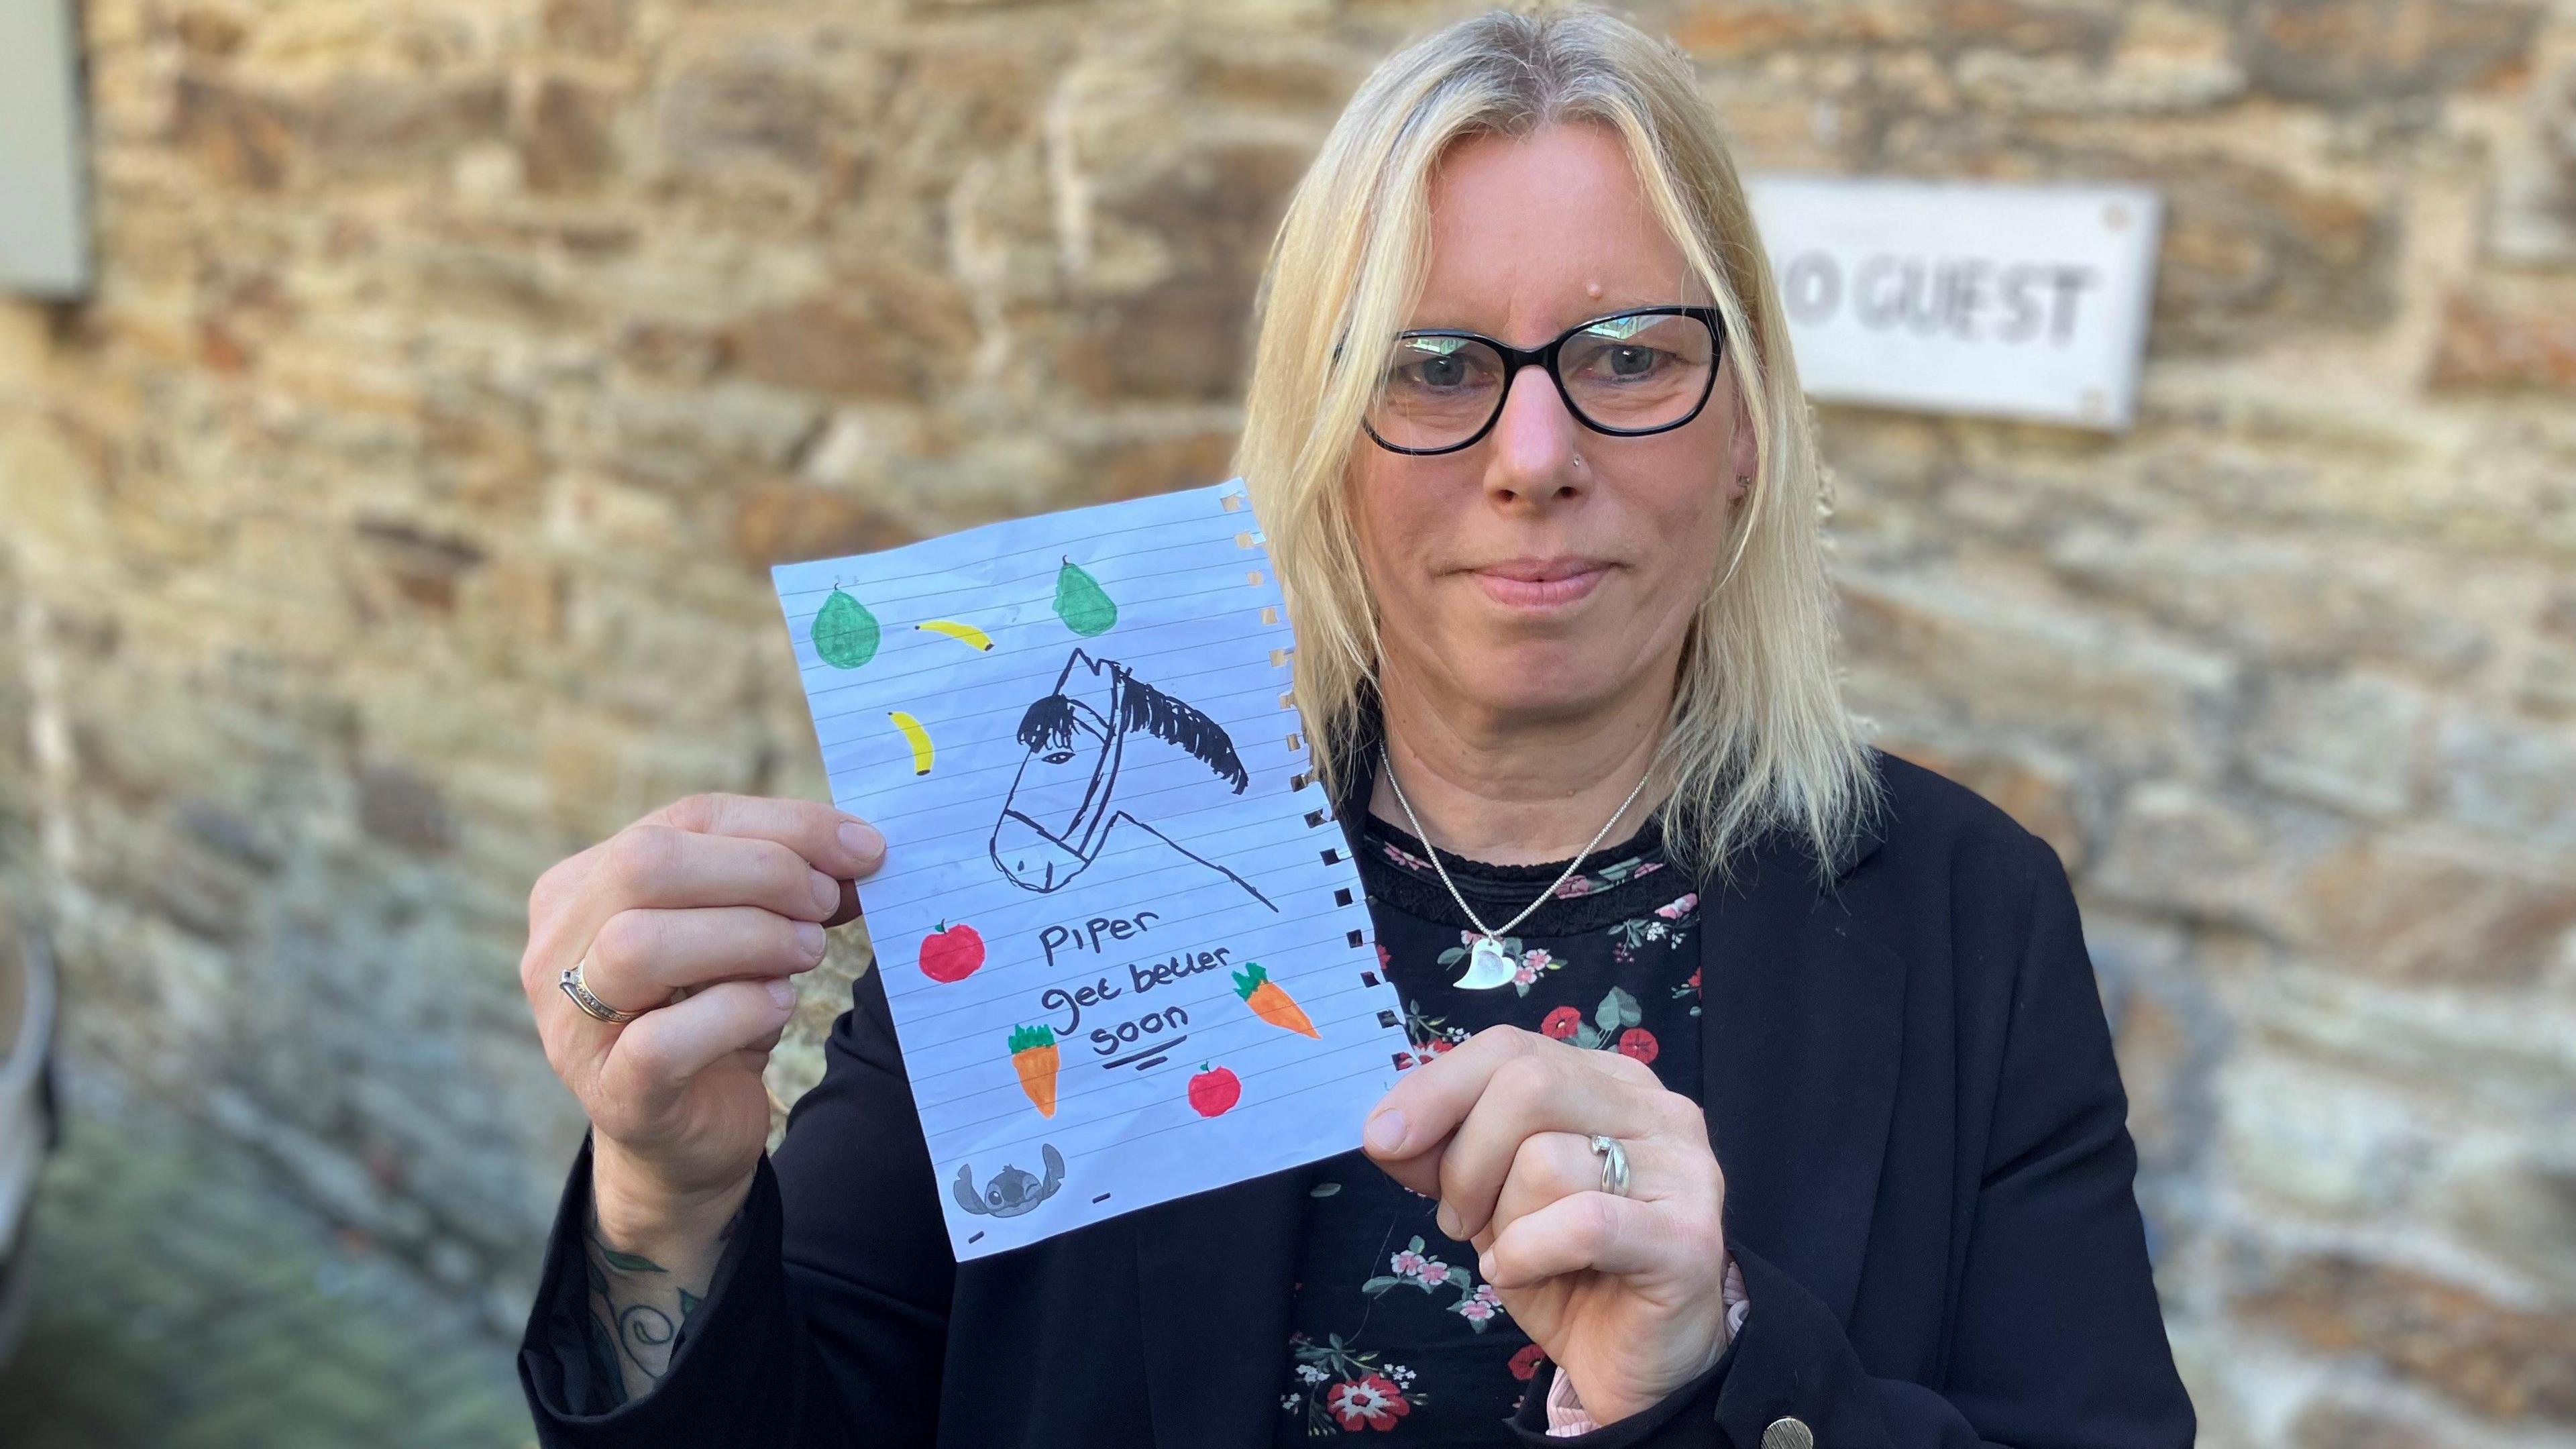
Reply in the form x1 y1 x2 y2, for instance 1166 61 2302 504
1059 649 1118 721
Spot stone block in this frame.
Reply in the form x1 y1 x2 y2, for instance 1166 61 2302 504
721 272 979 402
2481 62 2576 268
302 75 511 180
541 0 631 55
657 43 860 175
731 482 919 572
2237 0 2541 105
2522 644 2576 718
2045 526 2486 676
2132 154 2396 354
2441 1148 2576 1300
2297 831 2576 986
171 5 250 60
2237 1252 2576 1423
2090 782 2351 944
522 76 619 194
1067 431 1242 507
2429 290 2576 397
2243 671 2430 818
602 382 825 486
1839 569 2239 771
356 763 456 855
2290 1399 2474 1449
1062 143 1307 402
168 74 297 191
2434 709 2576 853
2218 1051 2447 1216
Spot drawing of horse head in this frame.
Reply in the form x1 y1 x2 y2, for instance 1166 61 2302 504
992 649 1269 904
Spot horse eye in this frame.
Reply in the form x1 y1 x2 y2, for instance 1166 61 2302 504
1043 749 1075 764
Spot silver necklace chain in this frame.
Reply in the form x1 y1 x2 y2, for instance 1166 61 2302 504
1379 743 1664 948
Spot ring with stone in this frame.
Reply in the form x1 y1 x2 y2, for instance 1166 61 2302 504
559 955 644 1026
1588 1133 1631 1198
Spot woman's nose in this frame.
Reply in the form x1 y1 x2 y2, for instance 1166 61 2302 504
1482 362 1586 503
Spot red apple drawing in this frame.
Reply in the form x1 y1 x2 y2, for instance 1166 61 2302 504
1187 1063 1241 1118
918 922 985 984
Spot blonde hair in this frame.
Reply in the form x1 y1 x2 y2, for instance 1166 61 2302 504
1234 3 1879 881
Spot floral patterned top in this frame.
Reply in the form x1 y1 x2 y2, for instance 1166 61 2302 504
1274 811 1705 1443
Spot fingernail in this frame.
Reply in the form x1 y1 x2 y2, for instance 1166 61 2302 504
767 978 797 1009
838 820 883 863
1363 1108 1406 1155
793 920 826 959
808 869 841 914
1478 1250 1497 1280
1436 1205 1462 1240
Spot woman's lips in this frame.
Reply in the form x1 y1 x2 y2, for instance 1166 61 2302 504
1468 559 1610 609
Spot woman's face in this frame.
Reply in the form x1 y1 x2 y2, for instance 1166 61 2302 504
1350 123 1750 730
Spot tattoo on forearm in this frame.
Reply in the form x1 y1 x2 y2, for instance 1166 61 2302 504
582 1205 734 1402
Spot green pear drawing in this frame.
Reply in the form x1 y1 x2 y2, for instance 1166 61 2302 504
1053 558 1118 637
812 587 881 669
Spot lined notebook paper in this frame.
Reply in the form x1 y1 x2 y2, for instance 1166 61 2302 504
772 481 1410 1260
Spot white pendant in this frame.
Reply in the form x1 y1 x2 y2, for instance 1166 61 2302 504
1451 936 1517 990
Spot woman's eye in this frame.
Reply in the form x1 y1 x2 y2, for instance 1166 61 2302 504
1597 345 1665 379
1397 356 1472 390
1043 749 1076 765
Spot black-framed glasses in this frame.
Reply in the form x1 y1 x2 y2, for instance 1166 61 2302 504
1362 305 1725 456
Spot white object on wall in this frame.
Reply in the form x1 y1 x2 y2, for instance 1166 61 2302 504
0 0 91 298
1746 176 2162 431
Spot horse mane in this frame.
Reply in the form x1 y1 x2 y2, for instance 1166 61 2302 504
1118 674 1250 792
1015 653 1250 793
1014 694 1087 753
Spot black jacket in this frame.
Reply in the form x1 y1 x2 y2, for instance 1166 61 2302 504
519 752 2194 1447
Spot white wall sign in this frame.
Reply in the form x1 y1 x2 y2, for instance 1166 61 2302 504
0 0 92 298
1745 176 2161 430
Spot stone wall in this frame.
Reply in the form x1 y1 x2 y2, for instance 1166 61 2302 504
0 0 2569 1440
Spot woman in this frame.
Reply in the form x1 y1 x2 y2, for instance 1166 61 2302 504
516 9 2194 1446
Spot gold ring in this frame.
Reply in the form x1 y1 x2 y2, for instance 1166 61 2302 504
559 955 643 1026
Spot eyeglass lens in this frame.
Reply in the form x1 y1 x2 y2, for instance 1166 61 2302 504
1368 311 1717 453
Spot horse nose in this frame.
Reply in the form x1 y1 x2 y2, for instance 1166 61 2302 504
992 814 1083 892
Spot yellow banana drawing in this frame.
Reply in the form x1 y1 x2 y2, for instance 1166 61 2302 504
916 619 994 651
890 711 935 775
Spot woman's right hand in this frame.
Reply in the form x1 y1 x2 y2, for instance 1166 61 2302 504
520 793 883 1238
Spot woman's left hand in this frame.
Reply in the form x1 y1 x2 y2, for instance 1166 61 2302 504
1363 1024 1732 1426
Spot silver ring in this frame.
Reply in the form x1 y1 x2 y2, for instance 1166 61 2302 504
1588 1133 1631 1197
559 955 643 1026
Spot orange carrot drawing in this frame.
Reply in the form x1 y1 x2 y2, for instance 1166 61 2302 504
1009 1024 1061 1117
1233 963 1320 1040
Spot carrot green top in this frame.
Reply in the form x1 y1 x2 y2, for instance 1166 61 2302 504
1008 1023 1056 1053
1231 963 1271 1001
